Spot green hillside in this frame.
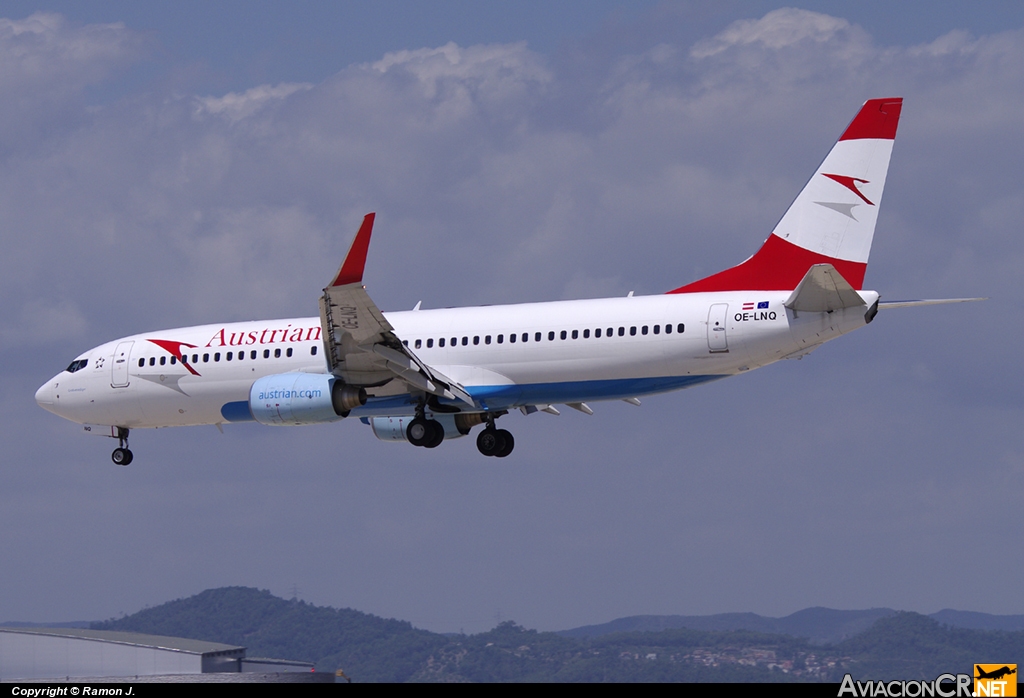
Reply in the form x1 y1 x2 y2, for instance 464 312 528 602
92 587 446 682
91 588 1024 683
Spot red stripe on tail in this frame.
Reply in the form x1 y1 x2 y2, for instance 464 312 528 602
667 235 867 293
839 98 902 141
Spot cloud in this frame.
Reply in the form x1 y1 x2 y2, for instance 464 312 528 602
5 8 1024 630
0 12 143 151
690 8 855 58
195 83 313 124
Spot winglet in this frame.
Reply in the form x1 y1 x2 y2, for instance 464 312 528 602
330 213 375 287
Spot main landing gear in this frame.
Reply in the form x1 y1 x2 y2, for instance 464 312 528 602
476 423 514 458
406 415 444 449
404 404 516 457
111 428 133 466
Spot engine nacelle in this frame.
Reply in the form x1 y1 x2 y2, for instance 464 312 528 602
367 413 486 442
250 373 366 426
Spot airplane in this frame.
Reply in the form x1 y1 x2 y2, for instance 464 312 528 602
35 97 981 464
975 666 1016 681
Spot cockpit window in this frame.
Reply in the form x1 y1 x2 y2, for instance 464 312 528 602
65 359 88 373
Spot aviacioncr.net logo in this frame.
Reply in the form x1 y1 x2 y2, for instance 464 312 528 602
975 665 1017 697
839 674 972 697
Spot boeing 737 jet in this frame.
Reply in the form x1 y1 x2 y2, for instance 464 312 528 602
35 97 979 463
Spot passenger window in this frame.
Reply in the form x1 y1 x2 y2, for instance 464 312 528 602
452 337 457 347
160 356 167 365
618 327 625 337
214 353 221 361
263 350 270 359
439 338 445 347
274 348 281 358
286 347 293 357
509 333 515 343
607 327 613 337
584 329 591 338
497 334 503 344
226 352 232 361
653 325 660 335
630 327 637 336
560 330 567 340
462 337 468 346
415 339 422 349
148 357 155 366
403 340 408 347
665 324 672 334
641 326 648 335
311 345 318 355
170 356 177 365
484 335 491 345
427 338 433 348
138 358 145 367
571 330 578 339
203 353 210 363
677 323 685 333
534 332 541 342
548 331 555 341
192 354 199 363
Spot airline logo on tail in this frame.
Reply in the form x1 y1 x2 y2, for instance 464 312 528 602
822 173 875 206
669 97 902 294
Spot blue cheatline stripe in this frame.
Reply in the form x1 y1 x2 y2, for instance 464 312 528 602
347 374 724 417
467 374 723 407
221 401 255 422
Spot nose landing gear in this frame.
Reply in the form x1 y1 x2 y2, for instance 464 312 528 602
111 428 133 466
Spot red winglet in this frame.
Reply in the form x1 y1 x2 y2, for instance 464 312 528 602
330 213 375 286
839 98 902 141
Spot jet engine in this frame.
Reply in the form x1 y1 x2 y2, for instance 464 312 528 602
249 373 366 426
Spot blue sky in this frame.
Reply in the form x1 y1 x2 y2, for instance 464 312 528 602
2 2 1022 633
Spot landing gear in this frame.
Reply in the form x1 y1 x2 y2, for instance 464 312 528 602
111 428 133 465
477 427 514 458
112 448 133 465
407 416 444 448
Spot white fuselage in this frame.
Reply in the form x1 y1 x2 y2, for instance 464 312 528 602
35 289 877 430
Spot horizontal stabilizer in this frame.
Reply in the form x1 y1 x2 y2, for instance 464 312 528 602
879 298 986 309
784 264 865 313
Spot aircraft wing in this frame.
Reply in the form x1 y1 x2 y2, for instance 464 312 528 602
318 213 475 406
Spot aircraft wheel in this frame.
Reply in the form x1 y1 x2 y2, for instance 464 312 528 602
424 420 445 448
112 448 133 466
476 428 505 457
493 429 514 458
406 417 432 447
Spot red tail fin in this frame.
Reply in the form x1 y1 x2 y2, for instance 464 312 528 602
669 98 902 294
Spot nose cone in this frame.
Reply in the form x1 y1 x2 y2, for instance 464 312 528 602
35 379 56 412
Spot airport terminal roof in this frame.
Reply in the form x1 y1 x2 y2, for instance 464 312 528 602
0 626 243 655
